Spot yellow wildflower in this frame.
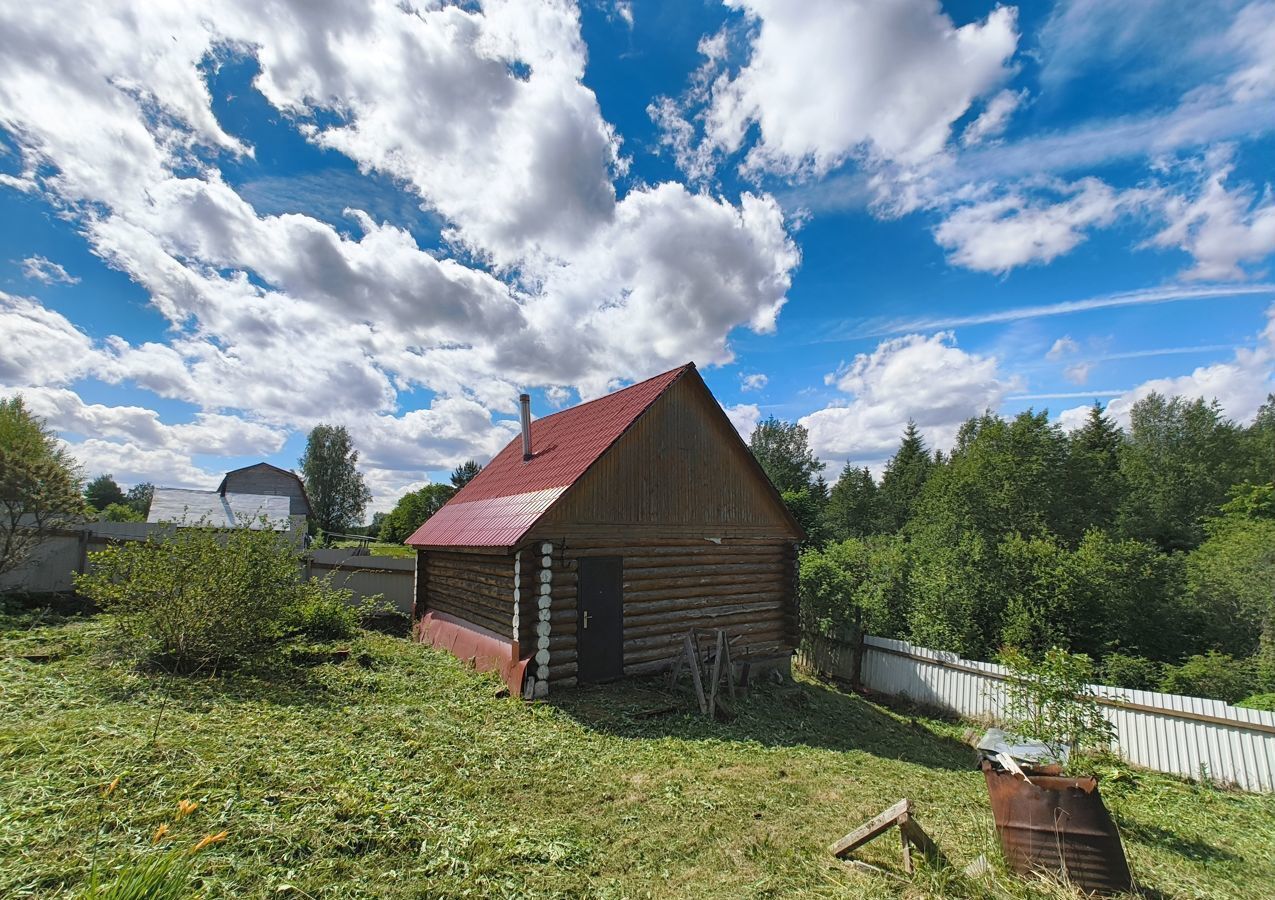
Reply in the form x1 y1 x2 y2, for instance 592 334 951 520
191 830 228 853
176 799 199 819
101 776 120 797
152 823 170 844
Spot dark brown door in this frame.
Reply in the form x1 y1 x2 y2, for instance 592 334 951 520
577 556 623 683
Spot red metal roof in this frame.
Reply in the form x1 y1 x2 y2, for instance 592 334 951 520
406 363 693 548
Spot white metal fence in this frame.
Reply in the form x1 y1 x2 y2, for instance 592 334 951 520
1 525 415 616
857 634 1275 792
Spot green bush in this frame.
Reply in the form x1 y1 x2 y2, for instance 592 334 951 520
1159 651 1255 703
999 646 1114 756
75 524 301 673
1236 693 1275 711
798 536 908 638
1101 652 1163 690
287 576 361 641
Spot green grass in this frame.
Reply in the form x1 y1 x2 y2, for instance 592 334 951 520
330 540 414 559
2 604 1272 899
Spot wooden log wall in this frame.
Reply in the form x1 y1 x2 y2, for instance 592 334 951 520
537 537 797 687
421 549 516 639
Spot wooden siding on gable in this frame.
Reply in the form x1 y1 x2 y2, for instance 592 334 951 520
222 467 310 517
530 374 797 539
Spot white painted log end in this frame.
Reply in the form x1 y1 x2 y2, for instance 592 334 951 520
541 555 552 568
538 569 552 584
535 648 550 666
537 594 551 610
533 679 549 699
536 621 551 638
536 663 549 680
538 607 551 622
540 542 553 554
538 582 551 596
537 634 550 651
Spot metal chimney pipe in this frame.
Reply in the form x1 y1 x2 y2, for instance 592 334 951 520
519 393 533 460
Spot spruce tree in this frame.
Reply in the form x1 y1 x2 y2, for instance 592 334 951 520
877 421 932 533
1064 403 1125 539
823 464 880 541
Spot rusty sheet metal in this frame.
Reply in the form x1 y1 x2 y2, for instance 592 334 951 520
416 610 529 695
981 760 1132 895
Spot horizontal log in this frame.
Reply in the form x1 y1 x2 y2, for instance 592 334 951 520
425 603 509 637
548 647 576 664
428 565 512 592
622 562 785 581
623 623 789 655
427 575 512 610
613 552 786 569
622 585 785 605
623 637 791 667
623 657 673 677
430 558 514 580
426 588 513 621
621 573 786 594
547 665 577 683
566 542 789 558
428 570 511 597
547 533 792 547
624 590 786 614
625 614 786 643
430 549 513 566
622 599 780 627
430 552 512 571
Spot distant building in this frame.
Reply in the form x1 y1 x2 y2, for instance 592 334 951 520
406 362 803 699
146 462 310 533
146 488 294 531
218 463 311 519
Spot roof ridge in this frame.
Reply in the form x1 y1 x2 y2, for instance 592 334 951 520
526 362 694 425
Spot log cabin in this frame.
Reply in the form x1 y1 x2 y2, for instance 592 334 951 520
405 362 803 698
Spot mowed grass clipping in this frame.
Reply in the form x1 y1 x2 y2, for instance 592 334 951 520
1 607 1272 899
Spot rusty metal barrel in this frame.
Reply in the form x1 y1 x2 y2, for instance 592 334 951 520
981 760 1133 895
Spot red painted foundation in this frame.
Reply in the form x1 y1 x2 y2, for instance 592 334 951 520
415 610 529 695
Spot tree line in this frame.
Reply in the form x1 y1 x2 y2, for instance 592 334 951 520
750 394 1275 706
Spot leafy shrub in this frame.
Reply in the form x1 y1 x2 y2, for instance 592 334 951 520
98 502 144 523
1237 693 1275 711
1101 652 1163 690
798 536 908 638
1160 651 1255 703
287 576 361 641
75 524 301 673
999 646 1114 755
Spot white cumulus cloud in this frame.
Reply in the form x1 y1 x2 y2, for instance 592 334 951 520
799 331 1018 465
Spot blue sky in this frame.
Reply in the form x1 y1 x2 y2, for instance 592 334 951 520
2 0 1273 513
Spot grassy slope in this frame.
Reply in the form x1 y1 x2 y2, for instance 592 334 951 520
1 610 1272 899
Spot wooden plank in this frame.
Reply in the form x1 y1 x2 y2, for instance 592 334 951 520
830 799 911 858
684 631 708 715
708 629 725 717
